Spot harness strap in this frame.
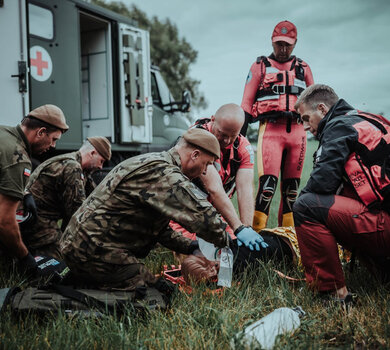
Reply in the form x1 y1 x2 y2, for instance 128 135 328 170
256 85 304 99
193 118 242 194
256 56 271 66
295 58 305 80
52 284 116 311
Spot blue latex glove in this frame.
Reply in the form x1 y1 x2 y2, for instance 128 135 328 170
235 226 269 251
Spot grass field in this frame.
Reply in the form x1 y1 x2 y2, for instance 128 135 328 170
1 140 389 349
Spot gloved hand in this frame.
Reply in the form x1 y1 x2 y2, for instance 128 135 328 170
23 193 37 224
19 252 38 277
188 240 199 254
234 225 269 251
154 277 177 298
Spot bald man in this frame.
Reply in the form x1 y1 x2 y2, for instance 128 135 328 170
171 103 267 251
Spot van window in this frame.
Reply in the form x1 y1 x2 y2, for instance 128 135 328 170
153 70 174 107
28 4 54 40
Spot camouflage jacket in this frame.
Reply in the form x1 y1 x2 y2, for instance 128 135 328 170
0 125 32 200
60 148 229 266
23 152 86 246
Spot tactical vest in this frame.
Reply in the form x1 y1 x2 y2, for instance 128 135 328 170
253 56 306 118
344 111 390 211
193 118 241 196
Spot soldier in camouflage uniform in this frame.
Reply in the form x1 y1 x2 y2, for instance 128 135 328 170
22 137 111 260
0 105 68 273
60 128 230 291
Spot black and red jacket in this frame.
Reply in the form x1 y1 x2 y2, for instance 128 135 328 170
301 99 390 211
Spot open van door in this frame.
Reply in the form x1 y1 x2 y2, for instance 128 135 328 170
0 0 29 125
27 0 82 149
118 24 152 143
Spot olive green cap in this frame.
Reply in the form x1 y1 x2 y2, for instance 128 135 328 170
28 104 69 131
87 136 112 161
183 128 220 159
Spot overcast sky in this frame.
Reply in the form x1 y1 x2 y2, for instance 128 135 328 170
123 0 390 118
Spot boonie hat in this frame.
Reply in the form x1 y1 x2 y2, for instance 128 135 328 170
183 128 220 159
29 104 69 131
272 20 297 45
87 136 112 161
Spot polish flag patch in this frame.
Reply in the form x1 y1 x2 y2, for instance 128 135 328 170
24 168 31 176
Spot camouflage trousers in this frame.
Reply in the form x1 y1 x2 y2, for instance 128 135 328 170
22 217 62 258
30 241 63 261
63 254 158 291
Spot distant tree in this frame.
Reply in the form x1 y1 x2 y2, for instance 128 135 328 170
91 0 207 110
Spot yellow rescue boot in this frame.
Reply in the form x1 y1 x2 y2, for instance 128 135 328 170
253 211 268 232
282 212 295 227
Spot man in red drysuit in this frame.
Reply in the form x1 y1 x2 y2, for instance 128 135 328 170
293 84 390 304
241 20 314 231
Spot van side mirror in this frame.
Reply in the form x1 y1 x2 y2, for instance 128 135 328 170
181 90 191 112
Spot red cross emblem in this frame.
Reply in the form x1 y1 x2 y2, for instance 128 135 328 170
29 46 53 82
30 51 49 76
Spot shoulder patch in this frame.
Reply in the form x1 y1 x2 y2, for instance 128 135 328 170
245 70 252 84
24 168 31 177
188 183 208 200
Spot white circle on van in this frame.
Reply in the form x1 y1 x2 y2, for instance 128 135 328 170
30 46 53 82
163 114 170 126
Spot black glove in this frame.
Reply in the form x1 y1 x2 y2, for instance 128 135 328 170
19 252 38 277
188 240 199 254
23 193 37 224
154 277 177 298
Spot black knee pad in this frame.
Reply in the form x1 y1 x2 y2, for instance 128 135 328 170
255 175 278 212
281 178 300 213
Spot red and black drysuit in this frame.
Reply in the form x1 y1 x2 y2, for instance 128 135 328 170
293 99 390 292
241 54 314 230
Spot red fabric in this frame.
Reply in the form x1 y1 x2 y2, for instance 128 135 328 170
344 115 390 207
258 118 306 178
169 220 235 240
296 194 390 292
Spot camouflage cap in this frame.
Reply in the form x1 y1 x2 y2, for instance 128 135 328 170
29 104 69 131
183 128 220 159
87 136 112 161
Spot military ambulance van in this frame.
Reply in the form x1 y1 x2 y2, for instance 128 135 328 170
0 0 191 161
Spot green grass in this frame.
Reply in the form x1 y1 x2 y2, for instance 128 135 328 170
1 139 389 349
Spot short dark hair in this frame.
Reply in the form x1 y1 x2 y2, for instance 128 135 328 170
295 84 339 111
21 116 64 133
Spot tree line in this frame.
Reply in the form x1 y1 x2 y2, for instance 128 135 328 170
92 0 207 111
